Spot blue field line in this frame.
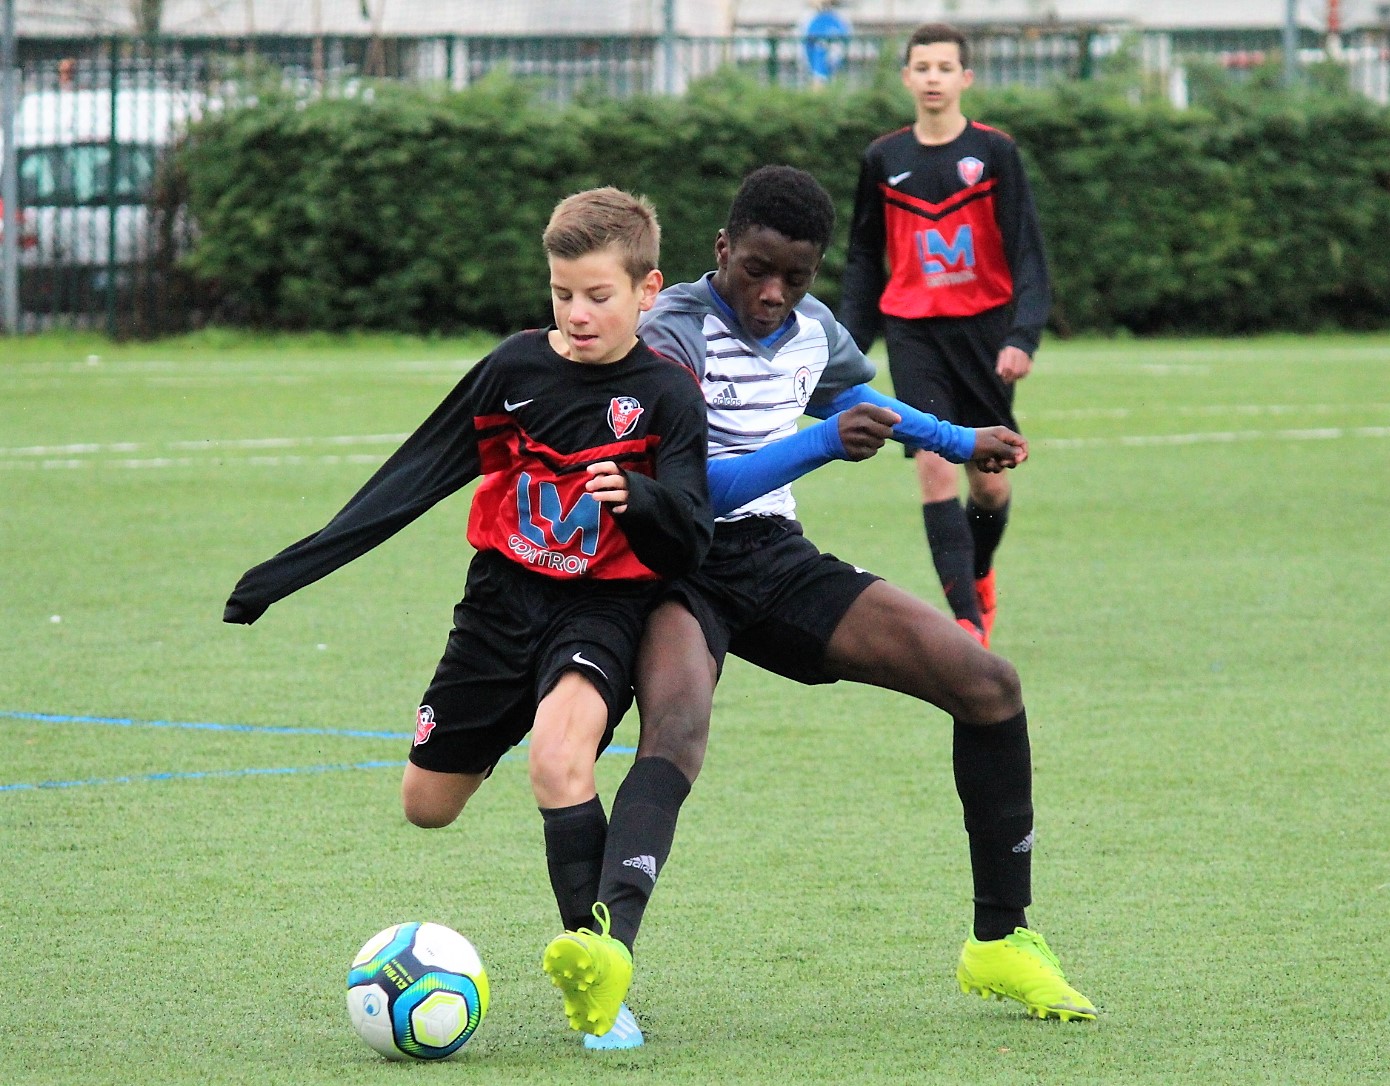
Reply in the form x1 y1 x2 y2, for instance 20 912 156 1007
1 708 408 740
0 760 410 793
2 709 636 792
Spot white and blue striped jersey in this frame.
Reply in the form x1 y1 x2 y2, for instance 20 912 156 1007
640 274 875 522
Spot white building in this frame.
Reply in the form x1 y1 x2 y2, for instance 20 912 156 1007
736 1 1386 34
14 0 1389 38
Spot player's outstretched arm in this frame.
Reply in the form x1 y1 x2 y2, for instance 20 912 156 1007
811 383 976 463
702 403 902 516
832 403 899 460
969 425 1028 473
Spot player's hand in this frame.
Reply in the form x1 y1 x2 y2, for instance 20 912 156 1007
838 403 900 461
969 426 1028 472
585 460 629 513
996 346 1033 384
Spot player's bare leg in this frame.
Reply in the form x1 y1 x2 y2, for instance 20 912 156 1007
528 671 608 808
822 578 1019 722
823 579 1095 1019
532 672 636 1040
401 763 486 828
632 600 719 780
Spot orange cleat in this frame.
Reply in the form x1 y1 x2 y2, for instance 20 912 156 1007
956 617 987 646
974 570 997 647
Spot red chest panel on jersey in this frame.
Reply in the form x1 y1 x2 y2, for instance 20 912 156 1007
467 413 661 581
879 179 1014 319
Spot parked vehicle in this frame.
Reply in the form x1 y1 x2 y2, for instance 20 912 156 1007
2 85 207 314
0 197 39 251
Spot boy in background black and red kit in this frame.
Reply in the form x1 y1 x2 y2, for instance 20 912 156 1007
840 22 1051 648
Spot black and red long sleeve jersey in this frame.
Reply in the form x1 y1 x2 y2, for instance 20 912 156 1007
223 329 711 625
840 119 1051 356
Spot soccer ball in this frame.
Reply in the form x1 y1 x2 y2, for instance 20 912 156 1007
346 922 490 1060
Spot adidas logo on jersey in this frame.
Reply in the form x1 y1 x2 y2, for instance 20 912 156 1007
622 854 658 880
711 383 741 408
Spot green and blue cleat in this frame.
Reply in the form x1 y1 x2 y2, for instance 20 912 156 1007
542 902 633 1037
957 927 1097 1021
582 1002 644 1050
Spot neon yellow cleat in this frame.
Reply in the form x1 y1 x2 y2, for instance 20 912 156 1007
542 902 633 1037
957 927 1097 1021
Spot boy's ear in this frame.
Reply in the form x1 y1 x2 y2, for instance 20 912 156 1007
714 229 730 269
638 268 664 311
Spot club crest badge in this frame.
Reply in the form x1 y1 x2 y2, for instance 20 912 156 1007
413 705 436 746
608 396 644 439
957 156 985 186
794 366 813 407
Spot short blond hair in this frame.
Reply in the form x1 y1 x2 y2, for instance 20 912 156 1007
542 187 661 283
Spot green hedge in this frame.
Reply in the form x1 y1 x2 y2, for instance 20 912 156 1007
174 75 1390 335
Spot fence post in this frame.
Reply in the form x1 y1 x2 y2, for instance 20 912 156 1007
105 37 120 337
1 0 18 333
661 0 676 95
1283 0 1300 88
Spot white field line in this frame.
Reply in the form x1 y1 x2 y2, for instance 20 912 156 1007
3 422 1390 471
1038 426 1390 450
1024 402 1390 422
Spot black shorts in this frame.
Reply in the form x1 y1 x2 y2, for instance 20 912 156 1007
410 551 653 776
884 307 1019 455
662 516 881 685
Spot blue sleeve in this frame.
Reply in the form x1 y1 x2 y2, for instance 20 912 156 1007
706 416 846 516
814 383 976 463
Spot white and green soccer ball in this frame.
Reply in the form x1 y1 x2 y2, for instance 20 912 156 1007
346 922 489 1060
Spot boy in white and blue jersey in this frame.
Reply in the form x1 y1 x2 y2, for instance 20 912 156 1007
553 167 1095 1043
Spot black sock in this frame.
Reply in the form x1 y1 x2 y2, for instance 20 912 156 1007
596 757 692 954
540 796 608 933
923 499 982 626
965 497 1010 580
952 709 1033 941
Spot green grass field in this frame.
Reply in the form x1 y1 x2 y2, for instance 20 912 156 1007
3 330 1388 1085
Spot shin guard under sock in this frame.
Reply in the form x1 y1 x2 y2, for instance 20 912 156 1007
596 756 692 953
923 499 983 626
965 497 1010 580
952 710 1033 941
540 796 608 933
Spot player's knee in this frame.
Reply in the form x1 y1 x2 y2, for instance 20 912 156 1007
958 653 1023 724
527 741 595 808
401 765 477 829
402 794 464 830
636 705 710 781
917 453 959 500
968 473 1010 507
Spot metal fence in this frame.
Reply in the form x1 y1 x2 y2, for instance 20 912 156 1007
4 28 1387 335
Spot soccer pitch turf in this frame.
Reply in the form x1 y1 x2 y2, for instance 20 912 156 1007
2 331 1388 1084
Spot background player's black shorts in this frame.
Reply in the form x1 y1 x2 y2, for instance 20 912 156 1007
410 550 654 776
661 516 881 685
884 306 1020 455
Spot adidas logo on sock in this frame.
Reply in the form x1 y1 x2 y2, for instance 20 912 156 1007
622 854 658 880
1011 831 1035 854
711 383 740 408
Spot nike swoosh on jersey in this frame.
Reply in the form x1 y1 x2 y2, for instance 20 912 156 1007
571 652 608 680
504 398 534 411
888 171 912 185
